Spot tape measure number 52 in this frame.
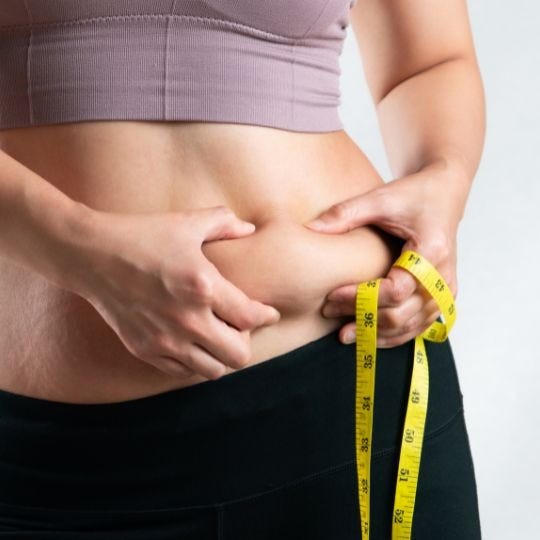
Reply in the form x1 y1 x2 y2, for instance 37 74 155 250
355 249 457 539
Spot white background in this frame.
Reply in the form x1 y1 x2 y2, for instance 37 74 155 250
340 2 539 538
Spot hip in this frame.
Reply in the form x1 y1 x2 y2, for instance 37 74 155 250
0 328 477 538
0 328 466 510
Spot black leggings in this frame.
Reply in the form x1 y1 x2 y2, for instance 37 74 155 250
0 328 481 539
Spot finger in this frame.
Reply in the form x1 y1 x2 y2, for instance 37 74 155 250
321 283 358 317
197 205 257 243
174 342 229 381
377 267 419 308
303 186 388 234
377 293 439 337
337 321 360 345
145 325 233 380
326 282 359 303
322 301 348 318
378 308 442 348
324 253 450 312
208 266 281 330
188 311 252 370
322 273 425 319
403 239 458 299
143 354 194 377
378 299 440 339
335 300 439 346
323 284 439 322
156 357 195 377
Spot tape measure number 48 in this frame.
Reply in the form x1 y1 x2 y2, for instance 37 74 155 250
355 250 457 539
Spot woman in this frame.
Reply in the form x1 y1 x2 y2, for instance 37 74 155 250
0 1 484 538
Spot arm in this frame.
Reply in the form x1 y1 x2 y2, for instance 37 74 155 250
0 149 97 291
350 0 486 214
305 0 486 347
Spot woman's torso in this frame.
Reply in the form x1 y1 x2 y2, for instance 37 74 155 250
0 120 401 403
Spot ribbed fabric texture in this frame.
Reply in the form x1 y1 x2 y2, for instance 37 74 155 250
0 0 357 133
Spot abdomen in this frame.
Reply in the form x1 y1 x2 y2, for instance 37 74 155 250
0 122 400 403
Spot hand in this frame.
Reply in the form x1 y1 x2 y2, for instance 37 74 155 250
304 164 466 348
69 205 281 379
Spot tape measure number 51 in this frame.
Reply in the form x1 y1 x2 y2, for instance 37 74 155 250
355 250 457 539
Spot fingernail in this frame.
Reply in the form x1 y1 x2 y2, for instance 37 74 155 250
305 219 325 230
343 330 356 344
271 308 281 321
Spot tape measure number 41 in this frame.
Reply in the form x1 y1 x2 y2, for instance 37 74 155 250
355 250 457 539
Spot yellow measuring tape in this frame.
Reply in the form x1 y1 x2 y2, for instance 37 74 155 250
355 249 456 539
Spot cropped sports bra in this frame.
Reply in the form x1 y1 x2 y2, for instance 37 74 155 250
0 0 358 133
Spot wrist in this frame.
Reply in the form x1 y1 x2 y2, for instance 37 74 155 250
416 155 473 222
421 154 474 198
44 200 105 295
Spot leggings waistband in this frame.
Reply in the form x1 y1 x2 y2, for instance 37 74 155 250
0 328 463 512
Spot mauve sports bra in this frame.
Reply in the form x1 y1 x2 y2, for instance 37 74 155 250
0 0 358 132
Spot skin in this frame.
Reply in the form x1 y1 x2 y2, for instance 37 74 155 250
0 124 401 402
0 0 485 403
314 0 486 347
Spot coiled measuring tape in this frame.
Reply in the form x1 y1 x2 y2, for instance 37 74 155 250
355 249 456 539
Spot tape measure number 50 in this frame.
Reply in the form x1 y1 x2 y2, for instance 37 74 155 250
355 249 457 539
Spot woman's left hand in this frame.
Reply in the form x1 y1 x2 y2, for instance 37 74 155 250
303 162 468 348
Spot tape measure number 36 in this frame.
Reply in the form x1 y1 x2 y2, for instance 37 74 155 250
355 249 457 540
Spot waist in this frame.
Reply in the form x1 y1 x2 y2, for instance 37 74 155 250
0 122 402 403
0 121 382 218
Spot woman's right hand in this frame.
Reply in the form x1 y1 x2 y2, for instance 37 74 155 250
67 205 281 380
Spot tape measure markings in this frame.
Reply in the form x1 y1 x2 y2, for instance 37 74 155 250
355 250 457 540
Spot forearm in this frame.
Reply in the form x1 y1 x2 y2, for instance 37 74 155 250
0 150 97 291
375 55 486 218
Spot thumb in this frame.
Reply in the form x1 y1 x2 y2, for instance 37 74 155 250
304 187 387 233
198 205 256 243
